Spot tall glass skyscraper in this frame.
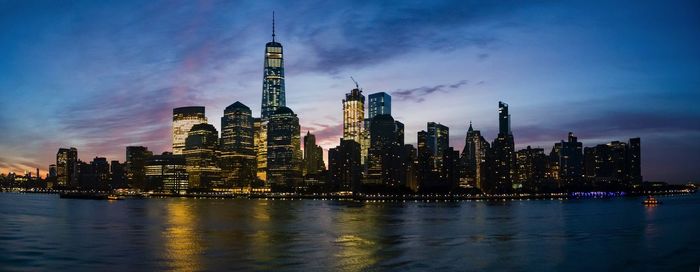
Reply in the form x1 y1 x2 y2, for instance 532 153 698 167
490 101 516 193
172 106 207 155
367 92 391 119
220 102 256 187
343 87 365 144
261 14 285 119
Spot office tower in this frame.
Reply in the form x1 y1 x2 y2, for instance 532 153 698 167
395 121 405 146
303 131 325 176
126 146 152 190
261 14 285 119
328 139 361 192
266 107 302 189
145 152 188 193
343 86 365 144
56 147 77 188
110 161 127 189
442 147 461 189
367 92 391 119
515 146 547 192
416 130 434 190
403 144 419 192
490 101 515 193
426 122 449 168
461 123 490 190
628 138 641 184
220 102 256 187
366 114 404 188
253 118 268 182
173 106 207 155
91 157 110 188
48 164 57 177
77 161 95 189
550 132 583 189
184 123 221 190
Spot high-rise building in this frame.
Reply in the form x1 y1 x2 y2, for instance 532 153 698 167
303 131 325 176
266 107 302 189
253 118 268 182
583 137 641 188
628 138 641 184
126 146 152 190
261 14 285 119
461 123 490 190
220 102 256 188
110 160 127 189
343 86 365 144
426 122 449 166
173 106 207 155
328 139 361 192
367 92 391 119
56 147 77 188
490 101 515 193
515 146 547 192
145 152 188 193
366 114 404 188
48 164 57 177
91 157 110 187
184 123 221 190
550 132 583 189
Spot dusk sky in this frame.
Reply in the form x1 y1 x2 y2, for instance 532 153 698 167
1 0 698 183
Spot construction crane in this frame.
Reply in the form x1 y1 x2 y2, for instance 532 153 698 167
350 76 359 89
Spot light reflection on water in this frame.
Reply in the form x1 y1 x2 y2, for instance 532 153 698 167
0 193 698 271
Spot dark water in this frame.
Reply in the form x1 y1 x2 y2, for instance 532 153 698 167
1 193 698 271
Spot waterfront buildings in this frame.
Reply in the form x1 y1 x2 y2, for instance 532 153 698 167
126 146 152 190
172 106 207 155
461 123 490 190
56 147 77 187
266 107 302 189
328 139 361 192
583 138 642 188
551 132 584 189
184 123 221 190
489 101 516 193
261 15 285 119
303 131 325 177
145 152 188 193
220 102 256 187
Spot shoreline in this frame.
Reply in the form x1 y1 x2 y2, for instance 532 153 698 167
3 188 695 202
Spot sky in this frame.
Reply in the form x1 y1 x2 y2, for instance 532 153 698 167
0 0 699 183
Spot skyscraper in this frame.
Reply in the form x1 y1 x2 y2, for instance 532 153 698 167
515 146 547 192
328 139 361 192
303 131 325 177
173 106 207 155
261 14 285 119
490 101 516 193
220 102 256 187
126 146 152 190
343 86 365 144
367 92 391 119
551 132 583 189
184 123 221 190
266 107 302 189
366 114 404 188
56 147 77 188
461 123 490 190
145 152 188 193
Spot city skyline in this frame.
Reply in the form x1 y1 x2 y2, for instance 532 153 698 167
1 1 699 183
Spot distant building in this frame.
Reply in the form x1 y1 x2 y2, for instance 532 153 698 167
426 122 449 174
126 146 152 190
366 114 405 189
220 102 256 188
583 137 641 188
172 106 207 155
91 157 109 187
184 123 221 190
303 131 325 177
253 118 268 182
343 86 365 144
145 152 188 193
110 160 127 189
266 107 302 189
461 123 490 190
550 132 583 189
367 92 391 119
489 101 515 193
328 139 361 192
56 147 78 188
515 146 548 192
261 15 285 119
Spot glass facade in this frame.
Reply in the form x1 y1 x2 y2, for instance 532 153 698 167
172 106 207 155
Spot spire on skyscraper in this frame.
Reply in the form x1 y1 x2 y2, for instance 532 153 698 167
272 11 276 42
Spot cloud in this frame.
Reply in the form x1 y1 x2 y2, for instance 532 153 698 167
392 79 469 102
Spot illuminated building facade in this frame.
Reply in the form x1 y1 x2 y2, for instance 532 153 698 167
343 87 365 144
56 147 77 187
126 146 152 190
253 118 268 182
366 114 405 188
184 123 221 189
261 15 285 119
172 106 207 155
266 107 302 189
461 123 490 190
551 132 583 189
515 146 547 191
367 92 391 119
145 152 188 193
220 102 256 187
583 137 641 188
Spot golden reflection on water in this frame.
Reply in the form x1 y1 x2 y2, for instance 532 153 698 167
333 204 380 271
163 201 204 271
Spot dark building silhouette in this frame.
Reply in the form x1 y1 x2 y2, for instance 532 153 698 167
328 139 361 192
583 138 641 188
126 146 152 190
91 157 109 188
56 147 77 188
110 160 127 189
267 107 302 190
220 102 256 188
261 14 285 119
184 123 221 190
460 123 490 190
366 114 405 189
550 132 583 189
303 131 325 177
403 144 419 192
515 146 548 192
145 152 188 193
489 101 515 193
